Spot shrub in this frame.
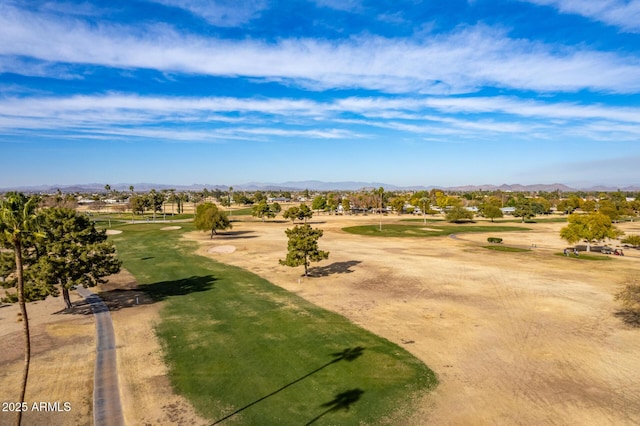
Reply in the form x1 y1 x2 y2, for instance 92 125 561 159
1 291 18 304
615 279 640 312
622 234 640 247
487 237 503 244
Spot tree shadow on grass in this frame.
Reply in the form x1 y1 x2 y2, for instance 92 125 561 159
614 310 640 328
212 346 365 424
55 275 216 315
305 388 365 425
308 261 361 277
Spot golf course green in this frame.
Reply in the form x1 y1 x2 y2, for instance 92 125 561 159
108 223 437 425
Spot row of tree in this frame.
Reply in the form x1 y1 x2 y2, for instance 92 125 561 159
1 193 121 425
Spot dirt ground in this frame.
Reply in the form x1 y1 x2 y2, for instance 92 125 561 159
0 272 208 426
187 214 640 425
0 291 94 426
2 214 639 425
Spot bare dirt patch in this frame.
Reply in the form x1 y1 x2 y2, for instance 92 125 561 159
207 245 236 254
0 270 208 426
186 214 640 425
0 291 94 426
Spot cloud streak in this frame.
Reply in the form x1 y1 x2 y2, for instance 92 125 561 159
2 5 640 94
2 92 639 143
148 0 268 27
522 0 640 32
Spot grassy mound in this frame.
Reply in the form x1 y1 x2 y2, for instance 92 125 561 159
109 224 436 424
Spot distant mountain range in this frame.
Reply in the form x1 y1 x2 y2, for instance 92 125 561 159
2 181 639 193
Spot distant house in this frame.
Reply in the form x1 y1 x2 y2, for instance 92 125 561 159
267 197 290 203
500 207 516 215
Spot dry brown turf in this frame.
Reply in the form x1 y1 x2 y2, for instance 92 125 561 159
2 213 640 425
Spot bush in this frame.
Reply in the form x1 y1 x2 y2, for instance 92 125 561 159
487 237 503 244
615 280 640 312
446 206 474 223
622 234 640 247
1 291 18 304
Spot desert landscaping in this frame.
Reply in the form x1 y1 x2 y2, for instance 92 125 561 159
2 212 640 425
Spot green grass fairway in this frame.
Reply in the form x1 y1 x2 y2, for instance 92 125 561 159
109 224 436 424
228 207 254 216
482 245 531 253
343 223 530 237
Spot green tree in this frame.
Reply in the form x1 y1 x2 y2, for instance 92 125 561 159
391 197 406 215
312 195 327 212
279 224 329 276
445 206 474 223
32 208 121 310
598 199 624 221
194 202 232 238
341 198 351 214
580 199 596 213
482 205 504 222
253 191 265 203
326 193 339 213
560 212 623 252
514 200 535 223
298 204 313 223
129 194 148 216
283 206 300 223
0 192 40 426
147 189 164 221
252 200 276 222
283 204 313 223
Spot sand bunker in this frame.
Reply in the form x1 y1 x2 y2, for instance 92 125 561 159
106 229 123 235
160 226 182 231
420 227 440 232
207 245 236 254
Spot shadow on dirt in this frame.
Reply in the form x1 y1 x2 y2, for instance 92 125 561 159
56 275 216 315
213 346 365 424
309 261 362 277
212 230 257 240
614 310 640 328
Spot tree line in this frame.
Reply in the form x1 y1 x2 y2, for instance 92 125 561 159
1 192 121 425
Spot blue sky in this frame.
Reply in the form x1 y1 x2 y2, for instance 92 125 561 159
1 0 639 188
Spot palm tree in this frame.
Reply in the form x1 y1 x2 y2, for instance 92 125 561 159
129 185 135 223
0 192 40 426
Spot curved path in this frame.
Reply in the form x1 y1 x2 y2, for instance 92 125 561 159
76 286 125 426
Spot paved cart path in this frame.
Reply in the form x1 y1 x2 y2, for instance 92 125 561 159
77 286 125 426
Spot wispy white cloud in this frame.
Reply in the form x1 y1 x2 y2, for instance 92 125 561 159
0 56 82 79
2 93 639 143
521 0 640 32
148 0 268 27
311 0 363 12
2 5 640 94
